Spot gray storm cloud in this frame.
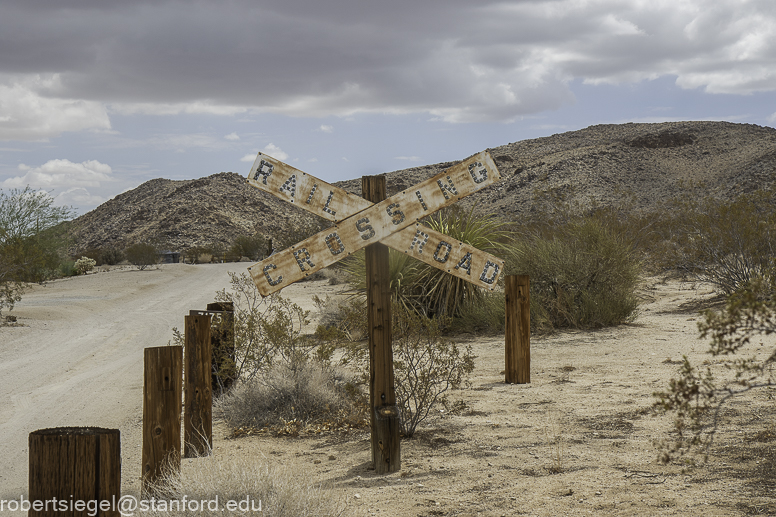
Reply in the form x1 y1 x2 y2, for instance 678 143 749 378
1 0 774 137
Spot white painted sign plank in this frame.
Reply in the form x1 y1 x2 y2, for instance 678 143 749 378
247 151 502 296
245 153 505 291
246 154 368 222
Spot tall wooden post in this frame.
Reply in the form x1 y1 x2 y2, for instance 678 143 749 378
184 313 212 457
29 427 120 517
505 275 530 384
363 174 400 474
142 345 182 492
206 301 236 395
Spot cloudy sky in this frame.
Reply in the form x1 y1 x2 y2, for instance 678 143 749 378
1 0 775 214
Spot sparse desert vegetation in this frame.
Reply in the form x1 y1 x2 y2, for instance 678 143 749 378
2 122 776 515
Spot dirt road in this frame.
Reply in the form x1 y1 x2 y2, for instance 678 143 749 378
0 263 238 497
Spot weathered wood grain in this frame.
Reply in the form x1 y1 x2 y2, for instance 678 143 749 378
246 151 503 296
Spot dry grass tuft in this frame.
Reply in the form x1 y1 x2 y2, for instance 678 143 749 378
140 453 349 516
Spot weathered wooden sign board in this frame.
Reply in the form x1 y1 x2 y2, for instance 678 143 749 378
246 151 505 295
244 151 504 474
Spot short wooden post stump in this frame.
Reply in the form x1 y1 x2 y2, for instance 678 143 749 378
505 275 530 384
142 345 182 492
373 405 401 474
28 427 121 517
184 313 212 458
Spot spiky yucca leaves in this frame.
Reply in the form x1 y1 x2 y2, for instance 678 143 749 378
343 247 425 315
416 206 512 317
344 206 511 318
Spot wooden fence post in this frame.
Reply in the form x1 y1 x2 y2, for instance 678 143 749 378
142 345 182 492
206 301 236 395
363 174 400 474
184 313 212 458
29 427 120 517
505 275 530 384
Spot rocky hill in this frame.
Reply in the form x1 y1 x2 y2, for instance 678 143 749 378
68 121 776 255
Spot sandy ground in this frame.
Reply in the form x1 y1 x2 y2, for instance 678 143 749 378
2 265 776 516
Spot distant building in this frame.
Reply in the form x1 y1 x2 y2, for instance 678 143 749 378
158 250 181 264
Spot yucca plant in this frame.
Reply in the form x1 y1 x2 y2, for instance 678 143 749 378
343 247 425 315
416 205 512 317
344 205 512 318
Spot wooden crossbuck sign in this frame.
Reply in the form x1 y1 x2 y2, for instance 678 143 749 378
245 151 505 296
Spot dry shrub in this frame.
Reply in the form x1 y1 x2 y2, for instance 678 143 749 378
313 294 368 342
510 216 641 331
391 307 475 436
215 361 367 434
140 454 347 517
544 410 565 474
315 302 475 437
207 272 368 434
665 189 776 295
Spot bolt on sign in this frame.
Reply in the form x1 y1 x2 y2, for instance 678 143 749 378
244 151 505 296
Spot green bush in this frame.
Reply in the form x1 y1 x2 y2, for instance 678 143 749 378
452 290 506 334
0 280 24 320
125 243 158 270
509 216 641 331
101 247 125 265
58 260 76 277
73 256 96 275
229 234 268 261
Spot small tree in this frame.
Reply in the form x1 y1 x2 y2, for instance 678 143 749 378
229 234 268 261
392 307 475 436
315 300 475 437
125 243 158 270
0 186 72 318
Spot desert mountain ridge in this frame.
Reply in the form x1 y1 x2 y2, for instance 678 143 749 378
67 121 776 255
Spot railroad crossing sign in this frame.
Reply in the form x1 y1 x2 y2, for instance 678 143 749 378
244 151 505 295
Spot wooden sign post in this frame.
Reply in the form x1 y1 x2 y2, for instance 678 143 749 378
244 151 505 472
363 175 400 473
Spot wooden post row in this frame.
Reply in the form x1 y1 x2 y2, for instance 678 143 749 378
142 345 182 492
363 175 401 474
184 313 213 458
505 275 530 384
29 427 121 517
